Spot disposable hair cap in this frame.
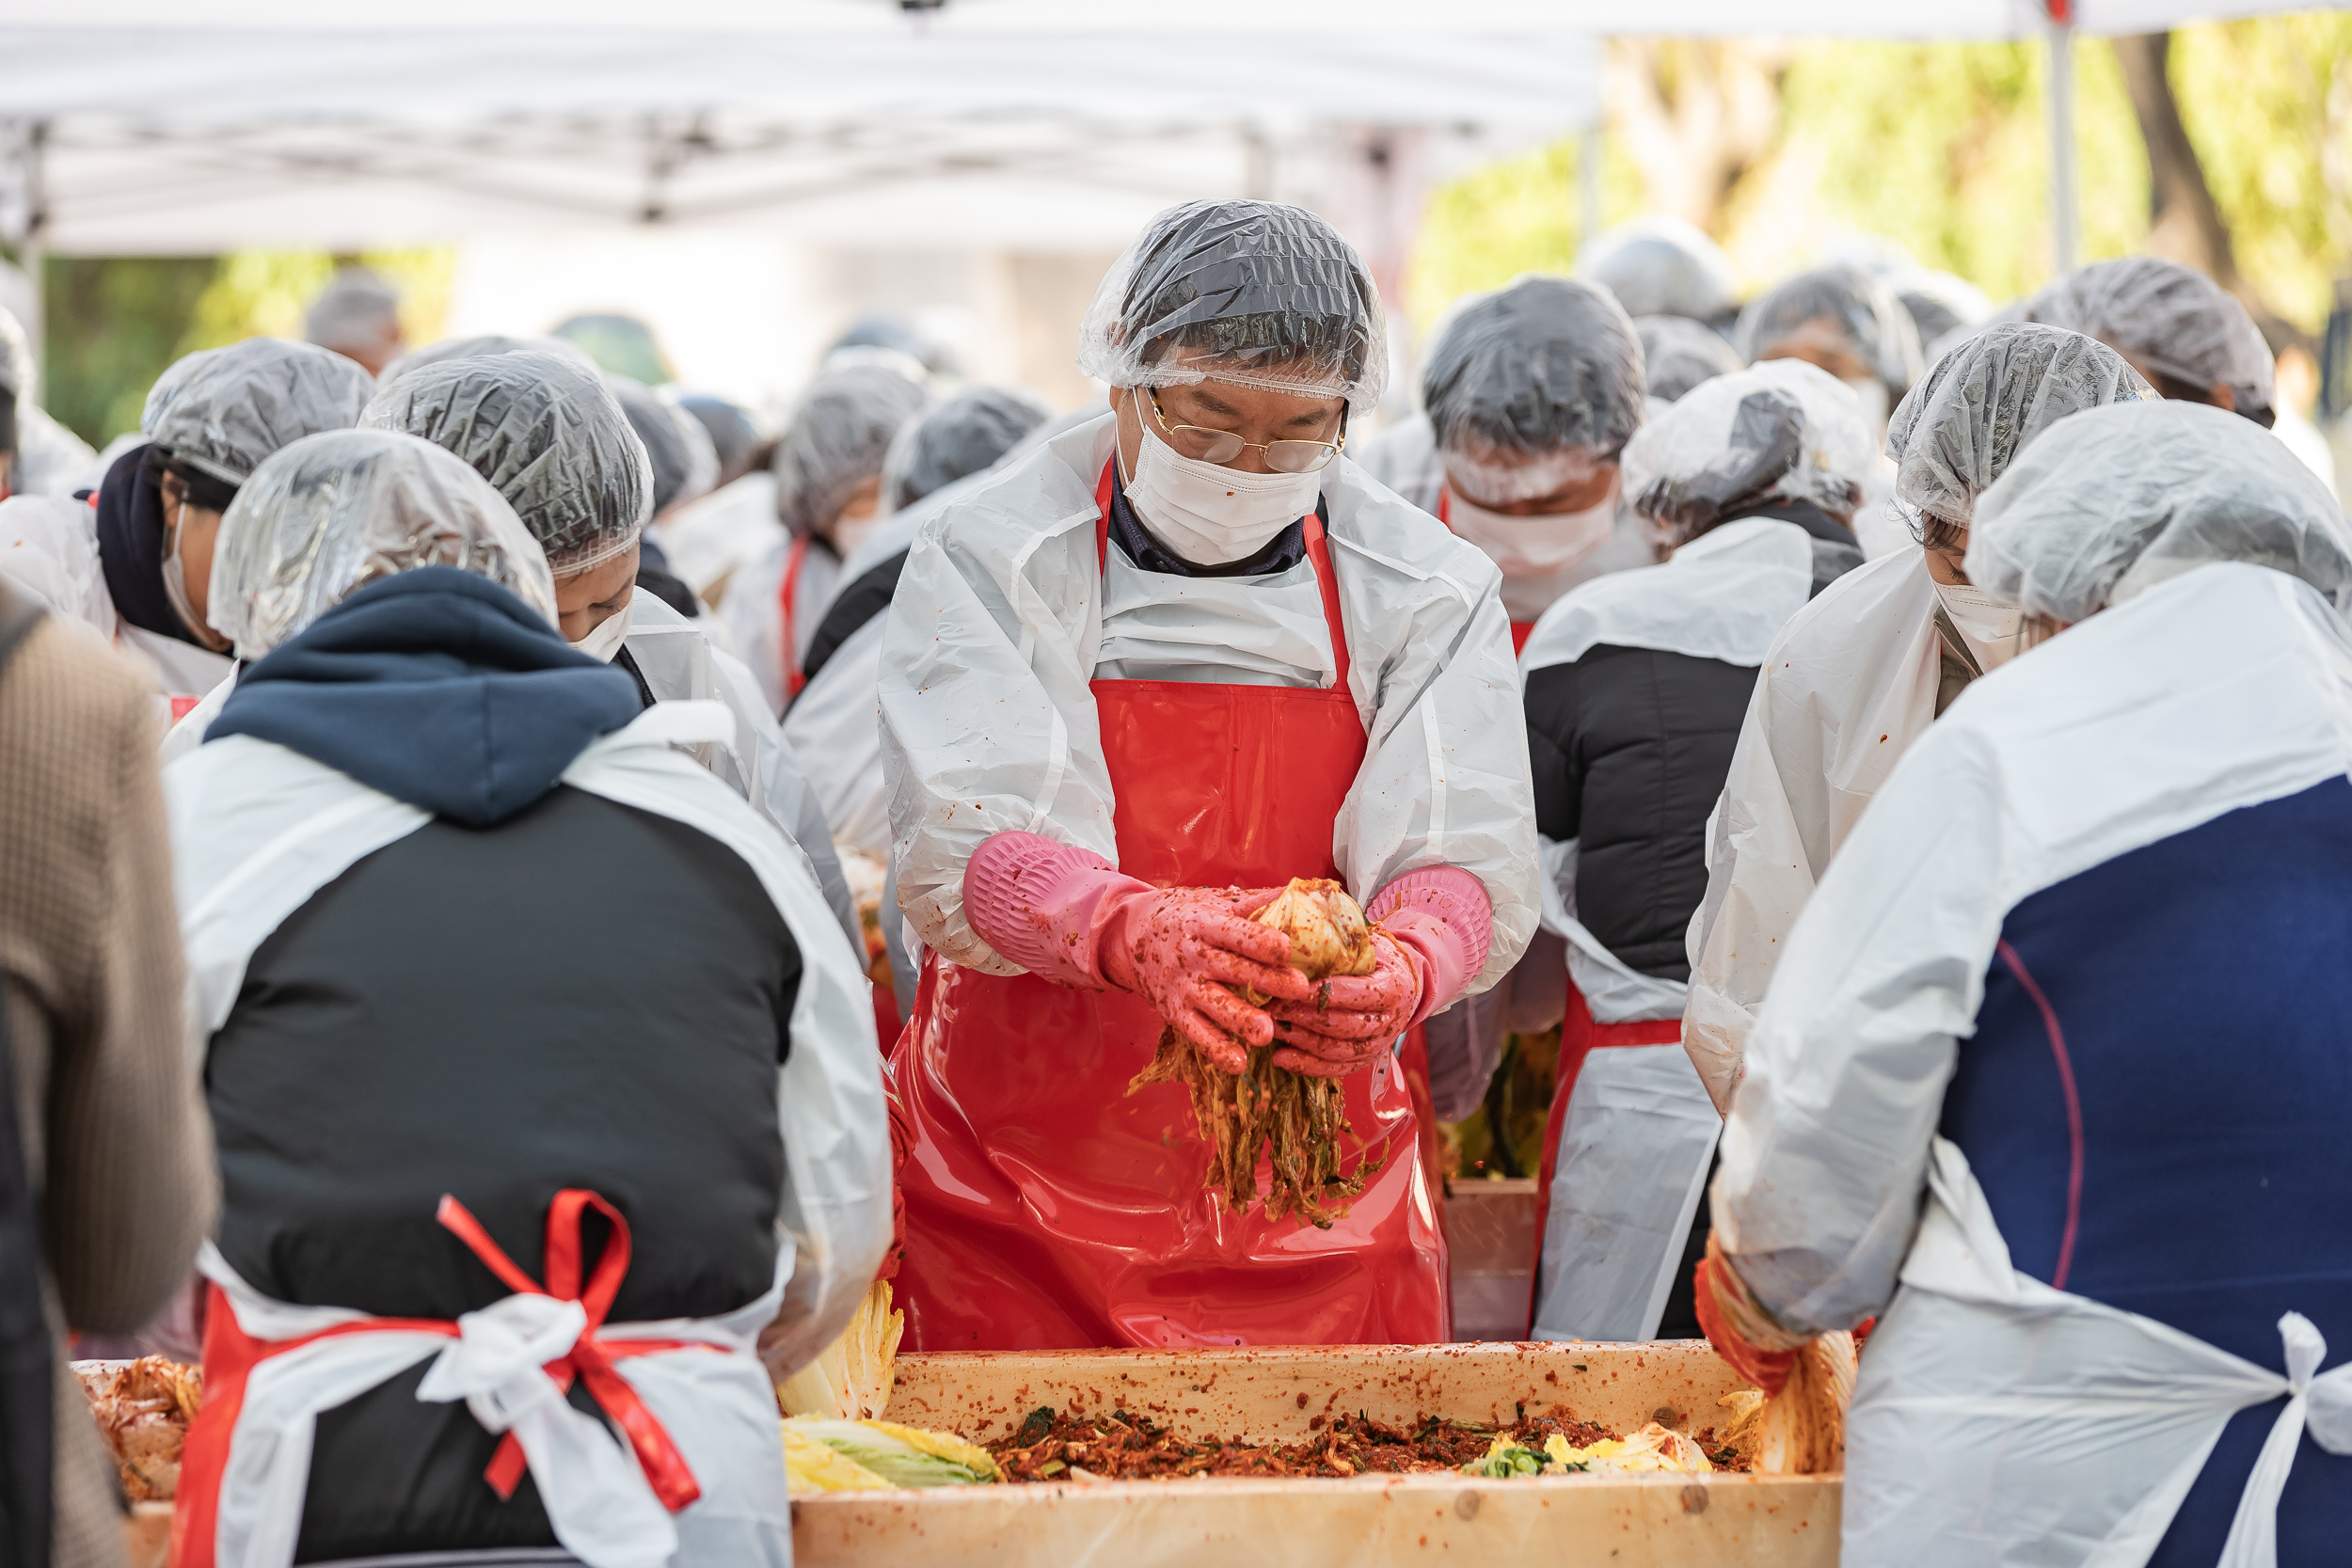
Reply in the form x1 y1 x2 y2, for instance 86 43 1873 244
2024 256 2275 420
1966 398 2352 622
142 338 375 487
772 366 929 539
882 386 1054 511
1887 323 2150 531
373 334 599 397
610 375 718 515
1733 263 1925 398
209 428 557 659
359 349 651 575
1421 276 1645 505
1622 358 1878 543
1077 198 1389 415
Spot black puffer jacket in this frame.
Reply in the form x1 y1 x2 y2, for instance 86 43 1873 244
1524 506 1858 980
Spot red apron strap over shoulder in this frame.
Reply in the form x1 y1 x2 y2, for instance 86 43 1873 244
777 534 812 700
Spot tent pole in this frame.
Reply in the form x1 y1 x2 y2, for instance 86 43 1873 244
2045 9 2079 276
1578 115 1604 252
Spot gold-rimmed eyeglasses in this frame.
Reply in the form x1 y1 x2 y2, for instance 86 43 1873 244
1145 388 1346 474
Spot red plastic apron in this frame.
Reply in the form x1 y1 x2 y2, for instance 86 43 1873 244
888 462 1448 1350
1436 490 1536 657
1524 977 1680 1334
174 1191 707 1568
775 534 812 700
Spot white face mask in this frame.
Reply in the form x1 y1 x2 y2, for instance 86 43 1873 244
161 497 230 653
1933 578 2023 673
1446 485 1619 579
1121 418 1323 567
567 596 636 662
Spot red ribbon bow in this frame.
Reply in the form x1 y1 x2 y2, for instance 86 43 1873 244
435 1189 705 1513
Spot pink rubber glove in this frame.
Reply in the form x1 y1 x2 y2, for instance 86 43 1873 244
1265 932 1425 1077
1103 887 1315 1073
961 832 1312 1070
1263 866 1494 1075
962 831 1148 990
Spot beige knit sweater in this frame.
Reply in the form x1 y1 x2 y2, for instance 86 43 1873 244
0 598 216 1568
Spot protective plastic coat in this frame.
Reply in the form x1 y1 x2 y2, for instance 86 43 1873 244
879 411 1537 992
1682 343 2150 1109
142 339 374 486
1518 516 1816 1342
1715 562 2352 1567
165 699 889 1567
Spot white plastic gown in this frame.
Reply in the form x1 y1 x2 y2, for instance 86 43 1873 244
717 533 841 720
1358 412 1657 625
1518 516 1816 1343
1715 563 2352 1568
1681 545 1947 1110
780 482 963 863
166 700 891 1568
879 411 1539 992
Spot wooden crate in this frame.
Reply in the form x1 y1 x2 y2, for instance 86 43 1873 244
794 1340 1838 1567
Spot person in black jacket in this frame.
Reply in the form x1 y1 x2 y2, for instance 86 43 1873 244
1520 358 1877 1346
166 430 887 1568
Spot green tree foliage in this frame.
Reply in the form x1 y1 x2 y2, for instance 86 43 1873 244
42 246 455 448
1407 18 2352 345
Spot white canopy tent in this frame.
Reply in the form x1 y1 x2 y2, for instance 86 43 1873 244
0 0 2328 396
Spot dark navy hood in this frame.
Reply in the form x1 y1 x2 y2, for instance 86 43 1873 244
93 441 207 645
210 567 642 828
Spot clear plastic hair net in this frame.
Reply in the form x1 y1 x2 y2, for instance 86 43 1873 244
1575 216 1740 324
1076 198 1389 415
141 338 375 487
360 349 651 576
1966 398 2352 623
1621 358 1878 543
882 385 1053 511
1419 276 1645 504
2024 256 2275 420
772 366 928 539
679 393 761 478
1886 323 2151 531
209 428 558 659
1733 263 1925 398
1634 315 1744 404
304 268 401 352
373 334 599 396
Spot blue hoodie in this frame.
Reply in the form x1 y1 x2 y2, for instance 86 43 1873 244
210 567 642 828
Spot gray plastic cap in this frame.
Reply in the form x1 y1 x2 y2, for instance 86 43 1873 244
141 338 376 487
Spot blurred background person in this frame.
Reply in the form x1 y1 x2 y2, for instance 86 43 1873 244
1363 276 1652 650
2025 255 2278 425
1517 358 1874 1346
167 427 886 1567
0 308 97 504
0 567 214 1568
1575 215 1742 334
720 366 928 716
607 373 721 617
1703 399 2352 1566
302 265 405 379
1684 325 2150 1111
91 339 373 710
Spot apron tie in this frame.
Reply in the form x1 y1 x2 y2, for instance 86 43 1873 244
2217 1312 2352 1568
424 1191 705 1515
